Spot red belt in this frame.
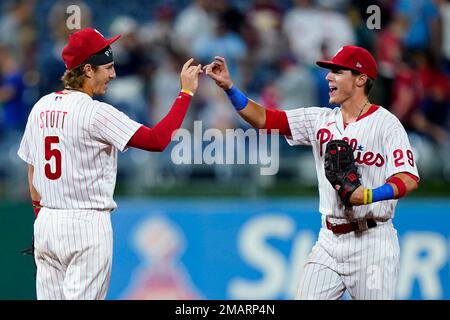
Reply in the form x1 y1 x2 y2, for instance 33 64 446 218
326 218 377 235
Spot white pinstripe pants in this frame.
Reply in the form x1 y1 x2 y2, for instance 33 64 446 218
33 208 113 300
295 220 400 300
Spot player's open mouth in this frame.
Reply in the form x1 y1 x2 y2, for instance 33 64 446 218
329 86 337 95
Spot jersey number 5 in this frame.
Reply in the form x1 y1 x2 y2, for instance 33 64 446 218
45 136 62 180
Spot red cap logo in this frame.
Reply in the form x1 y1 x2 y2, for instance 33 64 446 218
61 28 121 70
316 45 377 80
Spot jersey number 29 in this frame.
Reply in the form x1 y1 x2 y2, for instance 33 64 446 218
393 149 415 167
45 136 62 180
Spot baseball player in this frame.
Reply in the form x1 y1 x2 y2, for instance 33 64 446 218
204 46 419 300
17 28 202 300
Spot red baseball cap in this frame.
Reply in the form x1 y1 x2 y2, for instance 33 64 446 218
316 45 377 79
62 28 121 70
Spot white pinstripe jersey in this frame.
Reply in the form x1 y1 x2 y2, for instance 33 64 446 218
18 91 142 210
285 105 419 220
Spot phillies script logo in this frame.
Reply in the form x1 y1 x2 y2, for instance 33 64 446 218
317 128 385 167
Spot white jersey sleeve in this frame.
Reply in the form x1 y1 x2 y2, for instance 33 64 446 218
285 107 331 146
90 102 142 152
383 119 419 180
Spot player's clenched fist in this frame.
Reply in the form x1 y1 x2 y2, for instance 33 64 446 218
180 58 203 94
203 56 233 90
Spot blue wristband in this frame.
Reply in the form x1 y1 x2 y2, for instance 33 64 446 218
225 86 249 111
371 183 395 203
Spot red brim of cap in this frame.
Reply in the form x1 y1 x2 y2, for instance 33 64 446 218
316 59 376 79
316 60 353 72
106 34 121 46
89 34 122 57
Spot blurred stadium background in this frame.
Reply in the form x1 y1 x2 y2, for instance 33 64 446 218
0 0 449 300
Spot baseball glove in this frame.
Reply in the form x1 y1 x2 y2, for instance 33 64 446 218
21 236 36 277
324 139 361 206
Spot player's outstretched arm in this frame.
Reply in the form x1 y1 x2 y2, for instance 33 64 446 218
127 58 202 152
348 172 418 206
204 56 267 129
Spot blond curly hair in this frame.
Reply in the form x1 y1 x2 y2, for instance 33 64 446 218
61 64 98 89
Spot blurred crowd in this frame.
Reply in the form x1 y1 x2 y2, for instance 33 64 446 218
1 0 449 198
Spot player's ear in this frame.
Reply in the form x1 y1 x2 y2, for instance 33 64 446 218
355 74 368 88
83 64 95 78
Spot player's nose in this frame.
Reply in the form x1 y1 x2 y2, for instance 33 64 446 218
109 66 116 79
325 71 334 81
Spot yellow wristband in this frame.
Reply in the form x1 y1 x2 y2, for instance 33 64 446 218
181 89 194 96
363 188 373 205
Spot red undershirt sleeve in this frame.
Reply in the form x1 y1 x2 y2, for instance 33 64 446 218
127 92 192 152
264 108 292 136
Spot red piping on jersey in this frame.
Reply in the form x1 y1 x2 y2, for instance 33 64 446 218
343 104 380 129
264 109 292 136
127 92 192 152
401 172 419 182
357 104 379 121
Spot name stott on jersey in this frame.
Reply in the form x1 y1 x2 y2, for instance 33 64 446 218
18 91 141 210
285 105 419 221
